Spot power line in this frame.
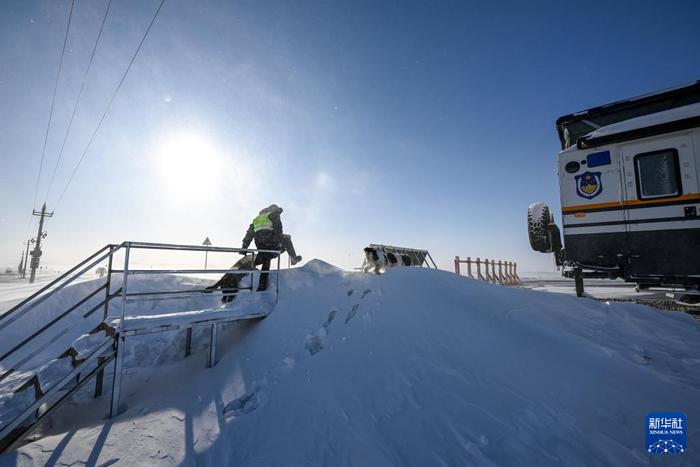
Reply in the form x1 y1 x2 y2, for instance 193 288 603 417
44 0 114 203
32 0 75 210
54 0 167 211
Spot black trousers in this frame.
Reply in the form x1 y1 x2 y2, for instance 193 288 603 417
255 234 297 291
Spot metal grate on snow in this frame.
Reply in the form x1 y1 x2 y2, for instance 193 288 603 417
362 244 438 271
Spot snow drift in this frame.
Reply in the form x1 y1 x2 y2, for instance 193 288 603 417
1 260 699 466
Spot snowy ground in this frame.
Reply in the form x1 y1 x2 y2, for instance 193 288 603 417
1 261 699 465
520 277 649 299
0 269 92 316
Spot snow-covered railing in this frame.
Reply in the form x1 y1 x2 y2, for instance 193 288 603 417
107 241 281 418
454 256 520 285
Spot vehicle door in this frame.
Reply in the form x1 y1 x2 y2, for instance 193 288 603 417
619 133 699 277
558 147 627 268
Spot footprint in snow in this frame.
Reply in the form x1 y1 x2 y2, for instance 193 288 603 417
304 309 338 355
345 304 360 324
305 333 325 355
347 289 354 296
224 391 259 416
324 310 338 327
361 289 371 299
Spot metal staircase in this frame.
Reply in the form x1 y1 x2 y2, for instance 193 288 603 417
0 241 280 452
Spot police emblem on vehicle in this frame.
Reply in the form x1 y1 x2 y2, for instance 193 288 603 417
575 171 603 199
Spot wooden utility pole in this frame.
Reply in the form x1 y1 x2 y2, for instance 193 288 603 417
22 240 31 277
29 203 53 283
18 250 25 276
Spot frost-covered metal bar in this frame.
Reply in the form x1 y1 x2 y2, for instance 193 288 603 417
114 268 259 275
0 338 115 443
124 241 279 255
123 289 274 304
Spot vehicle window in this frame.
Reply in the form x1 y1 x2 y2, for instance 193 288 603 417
634 149 681 199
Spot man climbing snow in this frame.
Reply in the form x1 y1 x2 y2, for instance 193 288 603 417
242 204 302 291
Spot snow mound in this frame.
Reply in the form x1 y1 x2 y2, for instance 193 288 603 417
2 263 699 466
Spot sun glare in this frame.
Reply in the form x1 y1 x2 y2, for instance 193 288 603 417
153 133 222 201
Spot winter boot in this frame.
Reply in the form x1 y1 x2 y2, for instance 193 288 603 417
290 255 303 266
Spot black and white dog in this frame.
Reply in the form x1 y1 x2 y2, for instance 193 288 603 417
363 247 413 273
204 254 256 303
363 247 388 274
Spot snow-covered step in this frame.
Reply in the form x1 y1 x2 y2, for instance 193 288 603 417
68 331 108 362
34 357 74 396
0 389 34 427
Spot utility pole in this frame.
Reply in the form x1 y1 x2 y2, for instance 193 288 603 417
29 203 53 283
22 240 31 277
18 250 25 276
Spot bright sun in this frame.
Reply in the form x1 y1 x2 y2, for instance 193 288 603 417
153 133 222 201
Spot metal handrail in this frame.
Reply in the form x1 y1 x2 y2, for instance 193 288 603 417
0 288 122 385
124 241 280 254
113 268 263 275
123 289 274 304
0 337 116 446
0 283 107 363
0 244 120 332
0 240 281 389
0 240 283 443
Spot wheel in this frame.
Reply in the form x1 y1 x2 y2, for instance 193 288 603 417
528 202 553 253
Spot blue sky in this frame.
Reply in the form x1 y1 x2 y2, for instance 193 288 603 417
1 0 699 271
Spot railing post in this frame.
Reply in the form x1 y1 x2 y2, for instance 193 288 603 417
103 246 114 320
513 262 520 283
476 257 483 281
498 261 504 284
110 243 130 417
454 256 460 275
492 260 498 283
207 323 218 368
184 328 192 357
94 356 106 397
276 253 281 304
95 245 114 398
466 257 473 278
119 244 130 327
251 250 256 291
110 334 125 417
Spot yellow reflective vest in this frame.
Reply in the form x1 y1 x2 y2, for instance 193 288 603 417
252 213 273 232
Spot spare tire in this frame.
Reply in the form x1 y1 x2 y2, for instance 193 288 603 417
528 202 553 253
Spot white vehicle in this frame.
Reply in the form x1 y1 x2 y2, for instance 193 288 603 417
529 81 700 294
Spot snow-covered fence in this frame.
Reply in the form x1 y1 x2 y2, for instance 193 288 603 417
453 256 520 285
